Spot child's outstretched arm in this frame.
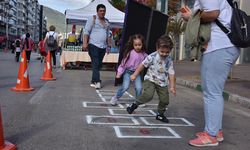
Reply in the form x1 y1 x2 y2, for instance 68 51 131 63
130 64 145 81
169 75 176 96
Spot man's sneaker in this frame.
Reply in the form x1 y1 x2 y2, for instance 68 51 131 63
196 131 224 142
189 132 219 147
126 103 138 114
110 96 118 106
95 82 101 89
156 114 169 123
90 83 95 88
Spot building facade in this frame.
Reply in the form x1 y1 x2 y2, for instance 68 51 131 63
0 0 46 44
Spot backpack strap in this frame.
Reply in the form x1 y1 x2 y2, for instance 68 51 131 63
90 15 96 34
215 19 230 35
215 0 236 35
226 0 234 8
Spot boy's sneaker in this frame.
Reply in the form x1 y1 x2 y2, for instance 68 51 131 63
95 82 101 89
110 96 118 106
90 83 95 88
126 103 138 114
196 131 224 142
189 132 219 147
156 114 169 123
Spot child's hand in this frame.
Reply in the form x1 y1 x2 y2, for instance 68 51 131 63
130 75 136 81
116 74 121 78
180 6 192 21
170 87 176 96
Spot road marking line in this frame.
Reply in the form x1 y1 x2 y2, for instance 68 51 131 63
82 101 124 108
125 91 134 98
96 90 107 102
140 117 195 127
113 126 181 138
108 108 156 116
86 115 140 125
29 82 50 104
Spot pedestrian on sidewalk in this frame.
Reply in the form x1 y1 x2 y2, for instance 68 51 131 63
126 35 176 123
14 39 21 62
44 25 59 68
110 34 148 106
21 33 34 63
181 0 240 147
38 33 47 63
83 4 112 89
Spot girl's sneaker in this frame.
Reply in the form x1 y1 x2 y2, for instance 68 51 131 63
196 131 224 142
110 96 118 106
189 132 219 147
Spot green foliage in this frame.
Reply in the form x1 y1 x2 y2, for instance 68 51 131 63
168 0 181 16
110 0 126 12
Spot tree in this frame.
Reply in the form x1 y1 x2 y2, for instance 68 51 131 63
110 0 126 12
168 0 181 16
167 16 186 61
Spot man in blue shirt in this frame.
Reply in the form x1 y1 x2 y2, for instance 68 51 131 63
83 4 112 89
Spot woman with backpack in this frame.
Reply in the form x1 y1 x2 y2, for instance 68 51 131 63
44 25 59 68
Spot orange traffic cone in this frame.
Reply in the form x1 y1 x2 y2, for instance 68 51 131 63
0 107 16 150
11 50 34 92
40 51 56 80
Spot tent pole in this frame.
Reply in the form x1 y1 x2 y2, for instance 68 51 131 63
65 22 68 48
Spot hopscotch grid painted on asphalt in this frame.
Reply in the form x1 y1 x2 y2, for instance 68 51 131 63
83 89 195 138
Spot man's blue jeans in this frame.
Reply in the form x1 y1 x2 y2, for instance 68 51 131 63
201 47 240 136
116 70 142 99
88 44 106 83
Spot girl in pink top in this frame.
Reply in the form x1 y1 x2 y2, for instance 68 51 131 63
110 34 148 106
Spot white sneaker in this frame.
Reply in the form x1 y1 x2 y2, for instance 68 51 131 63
110 96 118 106
90 83 95 88
95 82 101 89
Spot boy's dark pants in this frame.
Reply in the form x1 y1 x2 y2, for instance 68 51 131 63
136 80 169 114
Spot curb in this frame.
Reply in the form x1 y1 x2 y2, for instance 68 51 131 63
176 78 250 109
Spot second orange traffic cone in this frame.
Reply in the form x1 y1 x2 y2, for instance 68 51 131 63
11 50 34 92
41 51 56 80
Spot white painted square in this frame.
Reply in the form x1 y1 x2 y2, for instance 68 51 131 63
108 109 156 116
82 101 124 108
125 103 159 110
86 115 140 125
140 117 195 127
113 126 181 138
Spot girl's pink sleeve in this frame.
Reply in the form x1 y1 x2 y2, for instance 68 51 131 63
117 59 126 76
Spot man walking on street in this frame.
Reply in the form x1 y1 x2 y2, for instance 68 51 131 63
83 4 112 89
181 0 240 147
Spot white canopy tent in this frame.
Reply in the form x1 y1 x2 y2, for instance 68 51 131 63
65 0 125 28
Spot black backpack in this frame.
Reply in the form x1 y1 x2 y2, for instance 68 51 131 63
47 32 56 47
216 0 250 48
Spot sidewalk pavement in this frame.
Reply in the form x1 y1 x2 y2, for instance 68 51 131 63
175 61 250 109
